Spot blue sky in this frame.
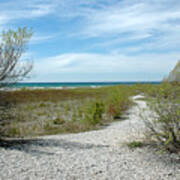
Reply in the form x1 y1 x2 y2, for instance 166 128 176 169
1 0 180 82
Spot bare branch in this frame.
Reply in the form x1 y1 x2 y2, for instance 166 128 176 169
0 27 33 86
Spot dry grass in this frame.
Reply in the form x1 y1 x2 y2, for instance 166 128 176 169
2 83 176 138
0 85 136 137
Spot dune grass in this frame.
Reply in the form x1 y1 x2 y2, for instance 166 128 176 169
1 81 179 151
0 85 136 137
127 141 144 149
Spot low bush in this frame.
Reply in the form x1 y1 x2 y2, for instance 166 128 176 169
0 85 135 137
53 117 65 125
143 93 180 153
106 88 131 119
82 100 105 126
127 141 143 149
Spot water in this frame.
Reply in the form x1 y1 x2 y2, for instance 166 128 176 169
13 81 161 88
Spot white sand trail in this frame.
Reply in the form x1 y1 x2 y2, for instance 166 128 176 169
0 95 179 180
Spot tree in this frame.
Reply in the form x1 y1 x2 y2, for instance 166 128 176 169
0 27 33 86
165 60 180 82
0 27 33 136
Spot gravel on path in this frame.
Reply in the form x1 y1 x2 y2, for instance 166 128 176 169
0 95 179 180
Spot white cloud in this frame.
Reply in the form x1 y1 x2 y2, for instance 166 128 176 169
1 0 180 82
30 34 56 44
52 0 180 52
0 0 55 25
0 15 8 25
81 1 180 37
1 0 180 51
30 52 180 82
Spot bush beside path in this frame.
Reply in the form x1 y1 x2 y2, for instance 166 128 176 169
0 95 179 180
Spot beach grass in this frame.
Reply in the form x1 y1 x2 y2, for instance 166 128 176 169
1 82 179 144
0 85 135 137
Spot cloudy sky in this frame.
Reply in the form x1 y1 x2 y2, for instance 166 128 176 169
1 0 180 82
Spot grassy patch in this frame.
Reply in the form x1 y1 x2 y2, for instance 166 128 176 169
0 85 135 137
127 141 144 149
2 82 178 141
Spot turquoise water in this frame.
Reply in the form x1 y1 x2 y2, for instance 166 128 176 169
13 82 161 88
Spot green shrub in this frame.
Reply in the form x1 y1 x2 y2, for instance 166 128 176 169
140 83 180 100
64 103 70 115
144 95 180 152
82 100 105 125
106 88 130 118
0 85 135 137
77 108 83 119
127 141 143 149
53 117 65 125
72 110 77 123
39 102 47 108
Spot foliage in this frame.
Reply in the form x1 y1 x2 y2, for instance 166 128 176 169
0 27 33 85
82 100 105 125
127 141 143 149
0 85 134 137
0 91 16 136
134 82 180 99
105 87 131 118
0 27 33 136
143 89 180 152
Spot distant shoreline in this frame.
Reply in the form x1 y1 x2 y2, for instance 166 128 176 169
0 81 161 91
9 81 161 88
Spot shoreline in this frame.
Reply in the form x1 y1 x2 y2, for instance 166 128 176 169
0 85 101 91
0 81 161 91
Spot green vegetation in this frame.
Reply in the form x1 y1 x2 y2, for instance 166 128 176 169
127 141 144 149
139 82 180 153
0 27 33 85
0 82 179 154
0 27 33 137
0 85 134 137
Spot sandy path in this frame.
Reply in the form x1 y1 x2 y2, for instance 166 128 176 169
0 95 179 180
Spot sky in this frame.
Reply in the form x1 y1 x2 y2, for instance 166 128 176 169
0 0 180 82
